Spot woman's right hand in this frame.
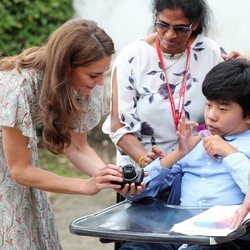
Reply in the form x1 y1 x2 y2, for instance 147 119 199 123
87 164 124 195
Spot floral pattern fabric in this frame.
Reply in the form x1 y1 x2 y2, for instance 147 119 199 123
103 35 224 167
0 68 107 249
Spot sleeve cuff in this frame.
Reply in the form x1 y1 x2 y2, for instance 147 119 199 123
143 158 164 184
223 152 248 171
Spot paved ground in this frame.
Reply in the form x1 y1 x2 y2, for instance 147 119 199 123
50 190 117 250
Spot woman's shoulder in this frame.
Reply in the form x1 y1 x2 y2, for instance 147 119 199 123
0 68 42 135
114 38 156 68
118 37 155 57
192 35 222 51
0 68 42 88
191 35 224 61
0 68 42 110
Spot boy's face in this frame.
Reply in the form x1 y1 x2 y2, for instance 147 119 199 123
204 100 250 136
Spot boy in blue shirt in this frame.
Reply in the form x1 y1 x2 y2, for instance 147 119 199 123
120 59 250 249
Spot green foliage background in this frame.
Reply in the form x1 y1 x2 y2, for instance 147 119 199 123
0 0 75 176
0 1 115 177
0 0 74 56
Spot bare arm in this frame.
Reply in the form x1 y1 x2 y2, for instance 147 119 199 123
64 128 146 196
64 131 107 176
2 126 123 195
160 116 200 168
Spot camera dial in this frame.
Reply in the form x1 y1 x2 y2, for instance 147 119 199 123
123 164 138 181
110 164 144 188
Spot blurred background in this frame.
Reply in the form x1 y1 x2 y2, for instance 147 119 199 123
74 0 250 56
1 1 249 249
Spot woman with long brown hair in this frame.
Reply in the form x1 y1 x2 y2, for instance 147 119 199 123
0 19 125 249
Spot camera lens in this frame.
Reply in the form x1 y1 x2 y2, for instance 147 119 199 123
122 164 137 181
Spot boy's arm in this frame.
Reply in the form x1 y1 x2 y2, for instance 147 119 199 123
125 116 197 201
203 135 237 160
161 116 200 167
203 135 250 191
223 152 250 192
160 149 187 168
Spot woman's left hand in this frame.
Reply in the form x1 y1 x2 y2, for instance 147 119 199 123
116 182 146 197
115 170 148 196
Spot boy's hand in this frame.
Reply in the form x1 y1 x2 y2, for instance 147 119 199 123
203 135 237 159
176 115 200 154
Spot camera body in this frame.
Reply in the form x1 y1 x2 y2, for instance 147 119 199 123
111 164 144 188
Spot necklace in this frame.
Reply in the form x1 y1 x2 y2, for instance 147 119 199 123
155 34 191 130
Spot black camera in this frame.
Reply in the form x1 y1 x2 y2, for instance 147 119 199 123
111 164 144 188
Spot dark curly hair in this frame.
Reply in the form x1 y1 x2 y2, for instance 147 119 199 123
152 0 211 37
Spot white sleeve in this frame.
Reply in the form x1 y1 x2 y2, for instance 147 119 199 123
102 43 142 146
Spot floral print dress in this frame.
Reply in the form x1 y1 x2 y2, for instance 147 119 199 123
0 68 107 249
103 35 224 167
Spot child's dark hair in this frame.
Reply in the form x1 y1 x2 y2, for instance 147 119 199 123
202 59 250 118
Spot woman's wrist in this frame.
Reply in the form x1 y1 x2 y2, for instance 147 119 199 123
138 155 146 167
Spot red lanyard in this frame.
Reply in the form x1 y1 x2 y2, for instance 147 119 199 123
155 34 191 130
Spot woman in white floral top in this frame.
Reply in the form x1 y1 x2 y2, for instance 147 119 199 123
0 19 127 249
103 0 239 171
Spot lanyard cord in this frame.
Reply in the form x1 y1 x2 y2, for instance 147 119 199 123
155 34 191 130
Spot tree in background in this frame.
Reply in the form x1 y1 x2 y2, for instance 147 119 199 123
0 0 73 56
